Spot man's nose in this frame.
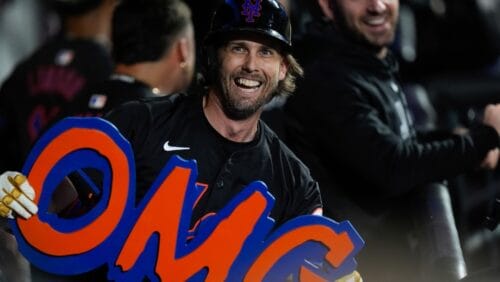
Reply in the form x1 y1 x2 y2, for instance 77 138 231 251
242 52 258 72
367 0 387 14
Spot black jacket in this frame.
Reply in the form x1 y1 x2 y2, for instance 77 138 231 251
285 21 498 217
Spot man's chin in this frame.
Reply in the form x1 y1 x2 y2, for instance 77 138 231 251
362 35 395 53
359 39 387 54
222 106 255 121
342 29 392 53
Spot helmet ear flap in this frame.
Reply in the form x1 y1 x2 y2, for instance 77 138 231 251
200 44 219 86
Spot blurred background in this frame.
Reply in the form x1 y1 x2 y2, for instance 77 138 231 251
1 0 500 280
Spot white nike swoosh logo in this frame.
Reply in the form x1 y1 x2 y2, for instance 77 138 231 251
163 141 190 152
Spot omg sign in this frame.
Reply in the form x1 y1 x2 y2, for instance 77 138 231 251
9 118 363 281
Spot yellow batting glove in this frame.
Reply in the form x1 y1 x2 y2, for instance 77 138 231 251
336 271 362 282
0 171 38 219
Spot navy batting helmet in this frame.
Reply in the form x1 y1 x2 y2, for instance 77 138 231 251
204 0 292 52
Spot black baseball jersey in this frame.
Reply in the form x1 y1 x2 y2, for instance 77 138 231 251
105 92 322 228
0 34 113 171
65 74 158 118
61 75 160 208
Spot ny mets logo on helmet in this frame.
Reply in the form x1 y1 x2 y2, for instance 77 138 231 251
241 0 262 23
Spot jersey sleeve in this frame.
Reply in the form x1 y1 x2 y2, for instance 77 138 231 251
279 141 323 218
293 162 323 216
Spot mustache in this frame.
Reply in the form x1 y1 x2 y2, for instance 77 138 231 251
233 71 264 81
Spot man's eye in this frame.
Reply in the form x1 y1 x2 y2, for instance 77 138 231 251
232 46 246 53
260 49 274 56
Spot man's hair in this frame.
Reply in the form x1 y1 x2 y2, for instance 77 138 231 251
202 43 303 98
112 0 192 64
280 53 303 97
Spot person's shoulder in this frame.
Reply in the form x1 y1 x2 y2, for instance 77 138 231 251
105 92 192 137
261 121 303 164
109 92 182 112
42 36 113 73
107 92 189 123
261 123 315 188
139 92 189 113
18 36 112 78
0 39 53 82
82 78 148 100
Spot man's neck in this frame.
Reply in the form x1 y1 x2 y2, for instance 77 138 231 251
114 61 181 96
202 92 260 143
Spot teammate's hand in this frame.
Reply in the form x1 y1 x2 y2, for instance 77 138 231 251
483 104 500 134
0 171 38 219
481 148 500 170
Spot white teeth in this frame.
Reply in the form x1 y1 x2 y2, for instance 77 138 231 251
236 78 261 88
365 17 385 26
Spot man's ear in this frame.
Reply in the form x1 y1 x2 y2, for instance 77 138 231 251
279 57 288 81
177 37 189 68
318 0 334 20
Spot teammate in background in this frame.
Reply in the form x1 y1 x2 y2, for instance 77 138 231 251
66 0 196 118
285 0 500 281
0 0 115 173
60 0 195 225
0 1 115 281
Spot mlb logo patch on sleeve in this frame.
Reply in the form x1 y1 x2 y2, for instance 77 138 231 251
88 94 107 109
55 49 74 66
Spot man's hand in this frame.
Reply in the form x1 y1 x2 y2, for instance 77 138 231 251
481 148 500 170
483 104 500 134
0 171 38 219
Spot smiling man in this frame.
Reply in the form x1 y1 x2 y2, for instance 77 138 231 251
101 0 323 228
102 0 322 228
326 0 399 58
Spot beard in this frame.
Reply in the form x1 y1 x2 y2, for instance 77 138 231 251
214 69 275 121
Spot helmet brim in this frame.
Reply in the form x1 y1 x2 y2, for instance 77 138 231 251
204 28 292 53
